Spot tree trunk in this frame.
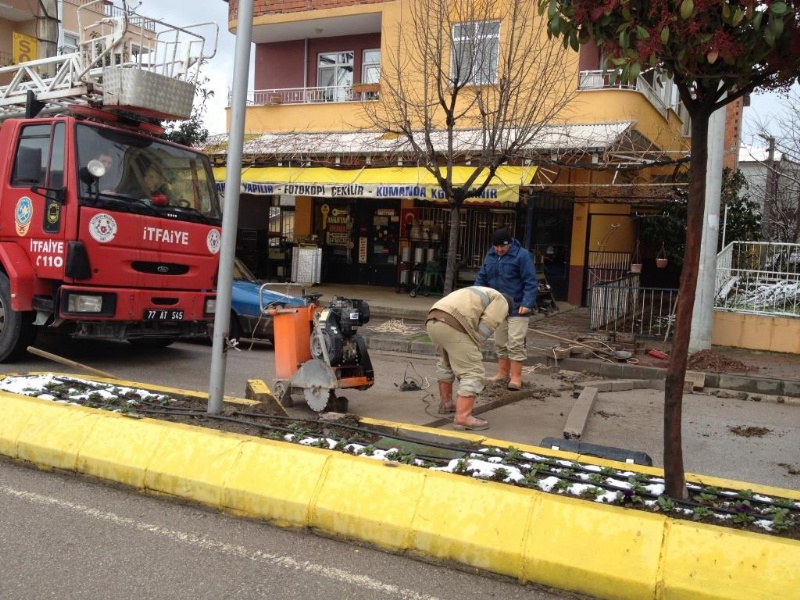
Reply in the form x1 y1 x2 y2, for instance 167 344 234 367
443 204 461 295
663 113 711 499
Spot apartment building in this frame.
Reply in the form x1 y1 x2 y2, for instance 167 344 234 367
213 0 701 304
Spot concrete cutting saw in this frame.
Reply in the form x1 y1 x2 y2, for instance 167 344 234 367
268 294 374 412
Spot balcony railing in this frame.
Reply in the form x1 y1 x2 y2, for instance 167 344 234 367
578 70 671 118
238 84 380 107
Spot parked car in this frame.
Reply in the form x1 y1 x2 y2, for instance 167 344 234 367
229 258 306 342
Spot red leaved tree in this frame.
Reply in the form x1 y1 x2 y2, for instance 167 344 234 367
537 0 800 498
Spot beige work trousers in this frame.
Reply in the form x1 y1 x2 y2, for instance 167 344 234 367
492 316 529 362
426 320 485 396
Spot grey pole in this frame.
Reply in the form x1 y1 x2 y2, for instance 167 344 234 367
688 101 726 353
759 134 776 241
208 0 254 413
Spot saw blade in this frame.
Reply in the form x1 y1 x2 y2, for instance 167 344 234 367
304 385 330 412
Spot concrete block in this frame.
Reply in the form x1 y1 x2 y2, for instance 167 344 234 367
716 374 752 391
753 379 781 394
245 379 287 416
563 387 598 440
369 337 411 353
575 380 613 392
610 379 636 392
685 371 705 391
410 340 437 355
782 381 800 398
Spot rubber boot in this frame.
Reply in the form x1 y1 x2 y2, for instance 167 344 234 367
507 360 524 391
437 380 455 414
488 358 510 382
453 395 489 431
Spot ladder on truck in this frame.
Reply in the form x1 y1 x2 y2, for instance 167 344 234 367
0 0 218 122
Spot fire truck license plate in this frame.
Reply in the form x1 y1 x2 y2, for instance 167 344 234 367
144 309 184 321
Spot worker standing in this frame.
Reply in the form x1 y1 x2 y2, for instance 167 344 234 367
426 286 513 431
475 227 538 390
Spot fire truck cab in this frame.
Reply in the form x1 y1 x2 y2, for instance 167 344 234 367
0 5 222 361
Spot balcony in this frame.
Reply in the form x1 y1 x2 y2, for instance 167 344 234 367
578 69 675 119
237 84 380 107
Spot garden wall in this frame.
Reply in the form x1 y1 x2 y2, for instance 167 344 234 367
712 311 800 354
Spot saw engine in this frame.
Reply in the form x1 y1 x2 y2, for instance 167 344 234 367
310 296 374 387
268 294 375 413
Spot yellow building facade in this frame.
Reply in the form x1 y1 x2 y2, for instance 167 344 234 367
218 0 693 302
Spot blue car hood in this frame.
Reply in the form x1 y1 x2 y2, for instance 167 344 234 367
231 280 305 318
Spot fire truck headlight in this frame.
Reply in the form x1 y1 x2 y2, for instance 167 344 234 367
204 297 216 316
67 294 104 313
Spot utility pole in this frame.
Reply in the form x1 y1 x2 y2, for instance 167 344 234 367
208 0 254 413
760 134 776 241
688 101 726 353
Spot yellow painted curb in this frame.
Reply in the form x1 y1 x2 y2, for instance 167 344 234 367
1 385 799 600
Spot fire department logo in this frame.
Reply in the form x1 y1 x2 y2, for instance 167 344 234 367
89 213 118 243
15 197 33 236
207 228 221 254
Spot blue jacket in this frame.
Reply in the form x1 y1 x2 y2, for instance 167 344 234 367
474 239 538 315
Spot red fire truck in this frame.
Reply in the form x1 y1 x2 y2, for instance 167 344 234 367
0 7 222 361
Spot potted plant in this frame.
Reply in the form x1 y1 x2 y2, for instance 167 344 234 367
656 242 668 268
630 240 642 273
352 82 380 94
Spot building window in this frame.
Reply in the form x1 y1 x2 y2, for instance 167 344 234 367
61 32 79 55
317 51 354 102
362 49 381 84
451 21 500 85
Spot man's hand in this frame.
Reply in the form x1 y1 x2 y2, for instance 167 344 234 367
518 306 531 315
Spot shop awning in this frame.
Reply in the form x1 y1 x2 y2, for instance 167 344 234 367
213 165 537 204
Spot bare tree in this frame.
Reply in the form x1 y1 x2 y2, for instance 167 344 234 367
361 0 577 293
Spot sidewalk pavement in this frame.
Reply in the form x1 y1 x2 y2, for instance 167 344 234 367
302 282 800 392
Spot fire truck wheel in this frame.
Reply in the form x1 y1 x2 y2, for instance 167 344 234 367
128 337 178 349
0 272 37 363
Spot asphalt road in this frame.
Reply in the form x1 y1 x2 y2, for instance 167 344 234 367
0 458 586 600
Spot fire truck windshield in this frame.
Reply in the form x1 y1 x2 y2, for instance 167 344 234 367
76 123 222 224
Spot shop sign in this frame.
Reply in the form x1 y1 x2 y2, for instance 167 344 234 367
217 181 516 202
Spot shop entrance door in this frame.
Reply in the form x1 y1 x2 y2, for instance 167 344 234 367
315 199 400 286
317 200 358 283
358 205 400 286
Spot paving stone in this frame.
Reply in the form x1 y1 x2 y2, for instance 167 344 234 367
563 386 598 440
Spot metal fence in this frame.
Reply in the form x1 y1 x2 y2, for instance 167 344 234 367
587 250 631 289
587 241 800 338
715 241 800 316
589 275 679 339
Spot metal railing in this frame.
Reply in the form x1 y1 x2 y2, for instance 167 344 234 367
715 241 800 317
243 85 380 106
589 276 679 339
0 1 217 120
587 250 631 289
578 70 670 118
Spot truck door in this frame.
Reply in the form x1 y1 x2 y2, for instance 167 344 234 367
7 122 68 280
